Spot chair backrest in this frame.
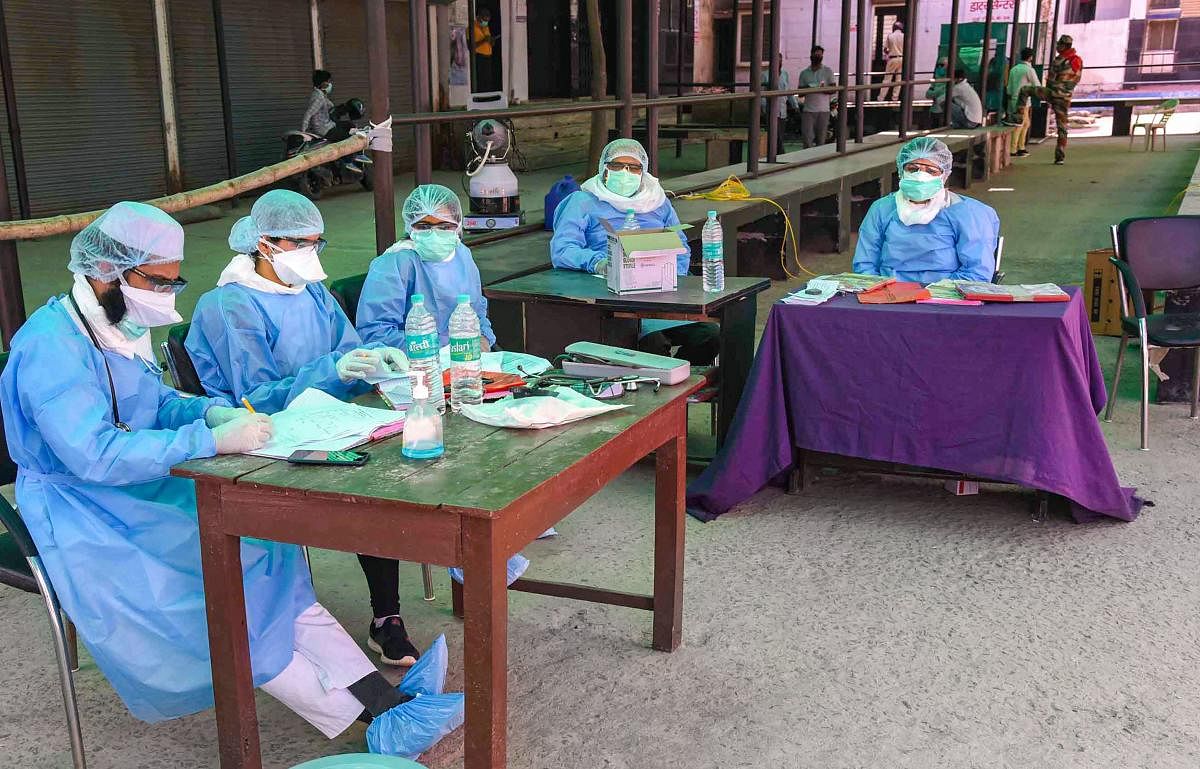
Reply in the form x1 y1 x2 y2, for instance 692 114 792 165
165 323 206 396
1115 216 1200 292
0 351 41 564
991 235 1005 284
1159 98 1179 120
329 273 369 326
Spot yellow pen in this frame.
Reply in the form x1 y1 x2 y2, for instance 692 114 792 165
241 397 256 414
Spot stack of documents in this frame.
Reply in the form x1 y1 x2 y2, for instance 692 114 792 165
249 388 405 459
780 278 839 306
813 273 896 293
954 282 1070 302
918 279 983 306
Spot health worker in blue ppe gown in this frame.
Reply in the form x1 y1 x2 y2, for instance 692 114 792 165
0 202 463 759
549 138 720 366
186 190 433 671
358 184 545 571
357 183 496 350
853 136 999 284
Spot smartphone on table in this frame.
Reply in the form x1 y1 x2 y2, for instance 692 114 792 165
286 449 370 466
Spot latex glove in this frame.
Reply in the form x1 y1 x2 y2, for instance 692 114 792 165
593 257 609 277
378 347 409 375
212 414 274 455
336 348 385 383
205 405 246 428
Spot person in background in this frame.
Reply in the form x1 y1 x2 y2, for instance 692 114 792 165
853 137 999 283
926 56 950 120
1023 35 1082 165
798 46 836 148
550 138 719 366
357 184 495 351
882 21 905 100
760 53 798 155
186 190 429 671
472 8 500 92
944 68 984 128
0 201 463 758
303 69 337 138
1006 47 1041 157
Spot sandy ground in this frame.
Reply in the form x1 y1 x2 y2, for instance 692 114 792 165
2 136 1200 768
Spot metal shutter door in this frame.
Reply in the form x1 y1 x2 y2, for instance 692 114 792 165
320 0 371 105
0 80 17 216
221 0 313 175
5 0 167 217
169 0 229 189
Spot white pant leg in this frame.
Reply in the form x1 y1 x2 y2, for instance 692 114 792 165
260 603 380 739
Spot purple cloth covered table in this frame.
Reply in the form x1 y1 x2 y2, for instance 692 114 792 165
687 287 1143 523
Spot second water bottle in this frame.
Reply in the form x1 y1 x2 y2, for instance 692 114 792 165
404 294 445 412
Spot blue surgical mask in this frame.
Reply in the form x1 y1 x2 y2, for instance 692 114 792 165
899 170 944 202
117 318 149 340
604 169 642 198
411 229 459 262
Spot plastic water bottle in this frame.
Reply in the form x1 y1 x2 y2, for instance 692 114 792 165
404 294 445 412
448 294 484 411
402 371 444 460
622 208 640 230
702 210 725 293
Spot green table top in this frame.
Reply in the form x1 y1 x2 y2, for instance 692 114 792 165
485 270 770 314
174 376 703 516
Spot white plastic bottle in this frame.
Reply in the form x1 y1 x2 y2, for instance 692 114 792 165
404 294 445 412
622 208 640 230
401 371 444 460
448 294 484 411
702 210 725 293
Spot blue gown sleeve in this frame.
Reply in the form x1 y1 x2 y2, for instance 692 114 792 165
462 250 497 345
20 343 216 485
852 200 886 275
947 202 1000 282
659 203 692 276
188 289 352 414
550 192 606 273
356 249 413 349
157 385 228 431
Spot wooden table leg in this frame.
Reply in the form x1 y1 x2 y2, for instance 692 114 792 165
715 295 758 446
195 481 261 769
652 408 686 652
461 517 508 769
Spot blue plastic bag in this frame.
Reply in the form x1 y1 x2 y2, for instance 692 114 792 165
398 635 448 697
448 553 530 586
544 175 580 231
366 692 466 760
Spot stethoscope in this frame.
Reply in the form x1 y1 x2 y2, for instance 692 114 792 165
68 291 133 432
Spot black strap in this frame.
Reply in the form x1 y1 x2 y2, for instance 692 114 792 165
67 291 130 432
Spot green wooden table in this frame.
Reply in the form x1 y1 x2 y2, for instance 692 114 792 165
485 270 770 450
172 377 702 769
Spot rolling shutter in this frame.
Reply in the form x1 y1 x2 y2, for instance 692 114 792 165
169 0 230 189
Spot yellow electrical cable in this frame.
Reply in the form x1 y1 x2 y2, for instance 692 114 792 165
670 175 819 279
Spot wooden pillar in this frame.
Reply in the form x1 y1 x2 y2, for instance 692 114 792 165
766 0 781 163
946 0 961 131
837 0 851 153
747 0 764 174
368 0 397 252
409 0 433 185
617 0 634 138
647 0 661 173
979 0 994 112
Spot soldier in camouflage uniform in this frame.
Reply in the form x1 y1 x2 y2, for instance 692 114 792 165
1022 35 1083 165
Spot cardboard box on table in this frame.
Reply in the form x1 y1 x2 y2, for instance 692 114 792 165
603 221 689 295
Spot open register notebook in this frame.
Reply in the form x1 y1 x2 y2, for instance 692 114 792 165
247 388 405 459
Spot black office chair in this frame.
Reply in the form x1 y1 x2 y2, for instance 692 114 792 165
160 322 205 396
0 351 87 768
329 273 369 326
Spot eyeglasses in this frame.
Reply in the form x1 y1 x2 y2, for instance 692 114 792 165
270 236 328 255
410 221 459 232
605 161 644 174
903 163 942 175
126 267 189 295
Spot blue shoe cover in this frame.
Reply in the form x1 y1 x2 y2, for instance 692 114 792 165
398 634 447 696
366 692 465 760
448 553 530 586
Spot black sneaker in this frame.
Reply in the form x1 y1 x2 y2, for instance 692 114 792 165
368 616 420 667
1054 158 1065 165
1015 150 1030 157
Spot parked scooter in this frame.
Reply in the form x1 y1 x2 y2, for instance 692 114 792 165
282 98 373 200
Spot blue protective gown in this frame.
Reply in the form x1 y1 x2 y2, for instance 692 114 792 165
851 193 999 284
0 298 315 722
549 190 690 275
356 242 497 349
186 282 369 414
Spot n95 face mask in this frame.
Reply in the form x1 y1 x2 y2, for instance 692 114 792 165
263 239 327 286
